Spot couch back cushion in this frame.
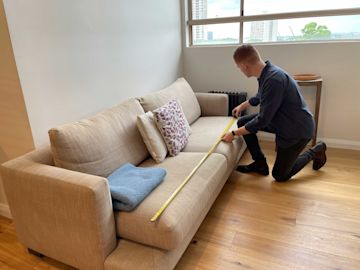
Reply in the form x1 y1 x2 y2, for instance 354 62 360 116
138 78 201 125
49 99 148 177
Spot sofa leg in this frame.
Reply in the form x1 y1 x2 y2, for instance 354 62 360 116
28 248 44 258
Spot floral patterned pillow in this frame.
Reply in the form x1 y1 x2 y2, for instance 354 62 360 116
153 100 191 156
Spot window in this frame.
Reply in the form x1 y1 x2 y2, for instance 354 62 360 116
193 23 240 45
188 0 360 45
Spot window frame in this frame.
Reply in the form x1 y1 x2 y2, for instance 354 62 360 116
187 0 360 46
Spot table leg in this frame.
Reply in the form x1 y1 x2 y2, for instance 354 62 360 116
313 81 322 146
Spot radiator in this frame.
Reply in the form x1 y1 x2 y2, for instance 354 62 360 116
209 91 247 116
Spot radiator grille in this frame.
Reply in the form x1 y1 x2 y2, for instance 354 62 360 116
209 91 247 116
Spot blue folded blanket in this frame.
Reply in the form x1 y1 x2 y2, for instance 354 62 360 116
107 163 166 211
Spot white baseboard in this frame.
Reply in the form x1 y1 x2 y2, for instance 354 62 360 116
317 138 360 151
0 203 12 219
257 133 360 150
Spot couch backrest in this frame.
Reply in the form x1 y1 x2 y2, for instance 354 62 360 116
138 78 201 125
48 98 148 177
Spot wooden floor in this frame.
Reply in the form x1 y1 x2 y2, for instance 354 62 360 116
1 141 360 270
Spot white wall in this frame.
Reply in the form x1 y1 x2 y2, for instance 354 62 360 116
4 0 183 147
184 42 360 149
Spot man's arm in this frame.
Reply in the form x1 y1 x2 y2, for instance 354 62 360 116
223 92 259 142
248 91 261 106
222 80 285 143
232 100 250 117
233 91 261 117
245 80 285 133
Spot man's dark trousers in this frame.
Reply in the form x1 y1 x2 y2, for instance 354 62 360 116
238 114 313 182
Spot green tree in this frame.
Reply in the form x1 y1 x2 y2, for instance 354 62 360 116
301 22 331 40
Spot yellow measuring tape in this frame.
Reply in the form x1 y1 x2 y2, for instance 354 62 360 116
150 117 236 222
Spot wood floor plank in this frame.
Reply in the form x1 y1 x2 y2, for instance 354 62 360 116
296 205 360 235
176 239 289 270
231 231 360 270
0 261 17 270
203 212 360 261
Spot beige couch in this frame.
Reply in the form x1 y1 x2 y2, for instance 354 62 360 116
1 78 246 270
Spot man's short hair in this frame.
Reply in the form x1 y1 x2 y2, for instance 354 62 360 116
233 45 260 64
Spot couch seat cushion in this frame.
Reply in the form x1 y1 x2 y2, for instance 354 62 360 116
49 98 148 177
138 78 201 125
114 152 227 250
183 116 244 168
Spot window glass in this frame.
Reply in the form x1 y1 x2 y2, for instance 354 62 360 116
243 15 360 43
189 0 360 45
192 23 240 45
192 0 240 19
244 0 360 15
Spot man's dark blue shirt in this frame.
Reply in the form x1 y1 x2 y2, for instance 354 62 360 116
244 61 315 148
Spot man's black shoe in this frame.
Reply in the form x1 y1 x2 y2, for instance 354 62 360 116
236 160 269 176
312 141 327 170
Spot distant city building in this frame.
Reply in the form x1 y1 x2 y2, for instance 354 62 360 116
193 0 207 41
250 20 278 42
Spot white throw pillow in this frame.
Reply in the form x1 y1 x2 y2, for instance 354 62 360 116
137 111 168 163
153 100 191 156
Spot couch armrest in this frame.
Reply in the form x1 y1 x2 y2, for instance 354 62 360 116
0 151 116 270
195 92 228 116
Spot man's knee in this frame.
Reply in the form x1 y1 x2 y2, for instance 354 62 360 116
272 170 290 182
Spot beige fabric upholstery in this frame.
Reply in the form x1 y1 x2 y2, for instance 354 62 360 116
104 158 234 270
137 111 168 163
49 98 148 177
183 116 244 169
195 92 228 116
0 147 116 270
114 152 227 250
138 78 201 125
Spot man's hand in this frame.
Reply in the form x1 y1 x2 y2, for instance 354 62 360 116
221 132 234 143
232 100 250 118
232 105 242 118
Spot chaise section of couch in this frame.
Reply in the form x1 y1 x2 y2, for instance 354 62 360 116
0 78 246 270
